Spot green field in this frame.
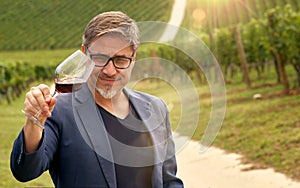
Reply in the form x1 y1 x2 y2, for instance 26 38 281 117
0 82 53 187
0 49 76 66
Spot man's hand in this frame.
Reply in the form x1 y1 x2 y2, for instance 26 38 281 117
23 84 57 153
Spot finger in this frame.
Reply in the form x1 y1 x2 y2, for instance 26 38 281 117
25 91 40 112
24 99 40 116
25 97 51 122
38 84 51 103
31 86 48 111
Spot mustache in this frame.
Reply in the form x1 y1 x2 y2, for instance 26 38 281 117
94 74 121 81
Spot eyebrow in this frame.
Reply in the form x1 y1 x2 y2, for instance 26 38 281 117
91 53 132 58
87 47 134 56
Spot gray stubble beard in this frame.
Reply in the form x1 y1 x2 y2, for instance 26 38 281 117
95 85 118 99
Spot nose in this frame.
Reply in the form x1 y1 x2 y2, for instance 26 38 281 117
102 60 117 76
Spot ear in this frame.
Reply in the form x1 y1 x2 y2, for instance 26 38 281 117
81 44 86 54
133 51 137 61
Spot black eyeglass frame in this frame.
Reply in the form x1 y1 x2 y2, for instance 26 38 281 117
85 47 135 69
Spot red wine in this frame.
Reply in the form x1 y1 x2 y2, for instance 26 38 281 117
55 78 86 93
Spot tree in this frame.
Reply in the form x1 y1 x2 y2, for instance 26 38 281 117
264 5 298 94
233 25 251 88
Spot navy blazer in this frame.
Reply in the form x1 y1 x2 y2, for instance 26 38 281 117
10 85 184 188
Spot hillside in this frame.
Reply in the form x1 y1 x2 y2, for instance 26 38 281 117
0 0 173 50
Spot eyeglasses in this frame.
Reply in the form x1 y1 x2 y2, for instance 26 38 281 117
86 47 135 69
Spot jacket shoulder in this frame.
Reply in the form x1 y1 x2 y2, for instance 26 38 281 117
126 88 166 104
125 88 169 114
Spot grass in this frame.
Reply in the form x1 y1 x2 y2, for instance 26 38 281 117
0 49 76 66
0 51 299 186
214 83 300 180
0 84 53 187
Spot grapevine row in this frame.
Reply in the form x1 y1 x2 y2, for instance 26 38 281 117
212 4 300 92
0 62 55 104
0 0 173 51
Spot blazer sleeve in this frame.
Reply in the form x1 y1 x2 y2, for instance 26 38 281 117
10 113 59 182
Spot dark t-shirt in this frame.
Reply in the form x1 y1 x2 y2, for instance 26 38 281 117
98 104 154 188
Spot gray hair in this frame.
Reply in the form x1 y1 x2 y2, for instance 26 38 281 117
82 11 140 51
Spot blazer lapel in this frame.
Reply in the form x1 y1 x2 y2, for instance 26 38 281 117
124 88 167 186
73 85 117 188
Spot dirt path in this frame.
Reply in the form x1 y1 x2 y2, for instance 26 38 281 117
175 139 300 188
159 0 187 42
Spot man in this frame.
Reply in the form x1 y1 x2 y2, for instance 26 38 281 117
10 11 183 187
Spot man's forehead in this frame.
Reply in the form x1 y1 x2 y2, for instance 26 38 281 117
89 34 132 53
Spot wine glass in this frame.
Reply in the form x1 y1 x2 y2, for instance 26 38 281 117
22 50 94 128
53 50 94 95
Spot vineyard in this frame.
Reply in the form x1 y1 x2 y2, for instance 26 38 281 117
0 0 173 50
137 3 300 95
0 0 173 103
0 0 300 185
180 0 300 94
0 62 55 103
213 4 300 93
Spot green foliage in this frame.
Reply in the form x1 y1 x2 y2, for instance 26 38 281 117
208 4 300 89
0 62 55 104
264 4 300 64
242 19 270 64
136 43 203 84
0 0 173 51
214 27 238 67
